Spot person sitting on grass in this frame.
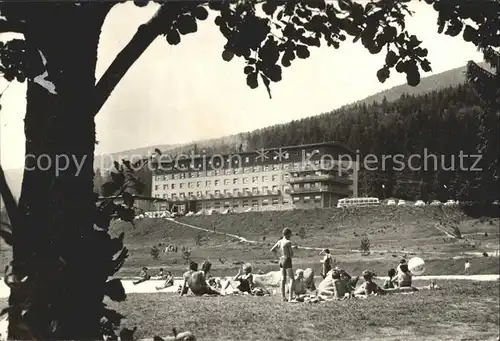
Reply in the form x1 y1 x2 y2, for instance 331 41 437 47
180 261 222 296
354 270 383 296
393 263 412 288
396 258 407 276
317 269 351 299
224 263 255 294
155 271 174 291
133 267 151 285
383 268 396 289
336 267 358 291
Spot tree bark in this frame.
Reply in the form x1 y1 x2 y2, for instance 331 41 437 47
8 4 110 340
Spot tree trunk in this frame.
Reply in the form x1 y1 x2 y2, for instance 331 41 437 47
8 4 109 340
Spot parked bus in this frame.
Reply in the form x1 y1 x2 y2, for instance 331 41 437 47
337 197 380 208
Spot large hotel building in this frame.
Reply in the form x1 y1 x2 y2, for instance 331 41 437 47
151 142 359 213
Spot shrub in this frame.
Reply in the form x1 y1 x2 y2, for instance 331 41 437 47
150 246 160 260
360 236 370 256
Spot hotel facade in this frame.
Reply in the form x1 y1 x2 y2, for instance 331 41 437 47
151 142 359 214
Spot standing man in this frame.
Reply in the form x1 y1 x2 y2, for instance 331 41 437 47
319 248 333 279
464 260 471 275
270 228 295 302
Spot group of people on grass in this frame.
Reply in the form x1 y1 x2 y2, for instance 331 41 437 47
133 227 426 301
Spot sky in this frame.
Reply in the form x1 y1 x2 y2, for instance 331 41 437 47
0 1 483 172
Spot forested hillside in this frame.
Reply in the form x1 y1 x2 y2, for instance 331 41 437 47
95 83 499 203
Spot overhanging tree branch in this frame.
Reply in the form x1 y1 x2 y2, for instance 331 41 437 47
93 5 171 117
0 18 25 34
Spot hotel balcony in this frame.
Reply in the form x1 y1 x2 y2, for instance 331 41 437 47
287 174 353 185
290 185 352 196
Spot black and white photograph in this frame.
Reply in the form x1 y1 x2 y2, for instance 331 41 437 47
0 1 499 340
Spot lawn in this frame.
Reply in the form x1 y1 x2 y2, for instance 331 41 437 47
102 280 499 341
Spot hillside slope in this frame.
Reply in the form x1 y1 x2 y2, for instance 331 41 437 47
102 206 500 277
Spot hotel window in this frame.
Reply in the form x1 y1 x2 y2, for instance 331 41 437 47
207 171 213 176
233 178 238 184
232 201 239 208
293 184 300 189
244 167 251 173
196 191 202 196
224 189 230 195
171 193 176 199
304 196 311 202
197 181 201 187
262 199 269 206
252 187 258 193
272 164 280 170
163 184 168 190
284 152 290 159
215 190 221 195
264 165 269 171
226 169 232 175
180 183 185 189
252 200 259 207
191 172 197 178
233 188 239 195
243 177 249 184
215 170 220 176
252 176 258 184
245 157 250 163
272 198 279 205
315 182 321 188
261 186 268 192
180 192 185 198
242 200 249 207
293 197 300 202
162 175 168 181
206 180 212 187
304 183 310 189
262 176 268 182
294 162 301 169
272 185 278 192
214 202 221 208
188 182 194 188
224 179 230 185
155 185 159 191
205 190 211 196
198 171 204 177
215 180 220 186
272 174 278 182
224 201 230 208
314 195 322 202
283 199 290 204
253 166 260 172
283 174 289 181
234 168 240 174
188 192 193 197
171 184 176 189
180 173 186 179
243 187 249 193
284 163 291 170
174 174 180 180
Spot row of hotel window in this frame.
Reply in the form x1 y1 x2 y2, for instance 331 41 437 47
154 174 287 190
153 161 352 181
195 195 323 209
155 182 326 199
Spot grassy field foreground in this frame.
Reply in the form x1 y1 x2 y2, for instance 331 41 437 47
103 280 499 341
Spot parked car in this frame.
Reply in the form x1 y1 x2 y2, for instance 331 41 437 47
386 199 396 206
444 200 457 206
414 200 426 206
397 200 407 206
430 200 442 206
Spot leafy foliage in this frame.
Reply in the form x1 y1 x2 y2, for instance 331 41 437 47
150 245 160 260
360 236 371 256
